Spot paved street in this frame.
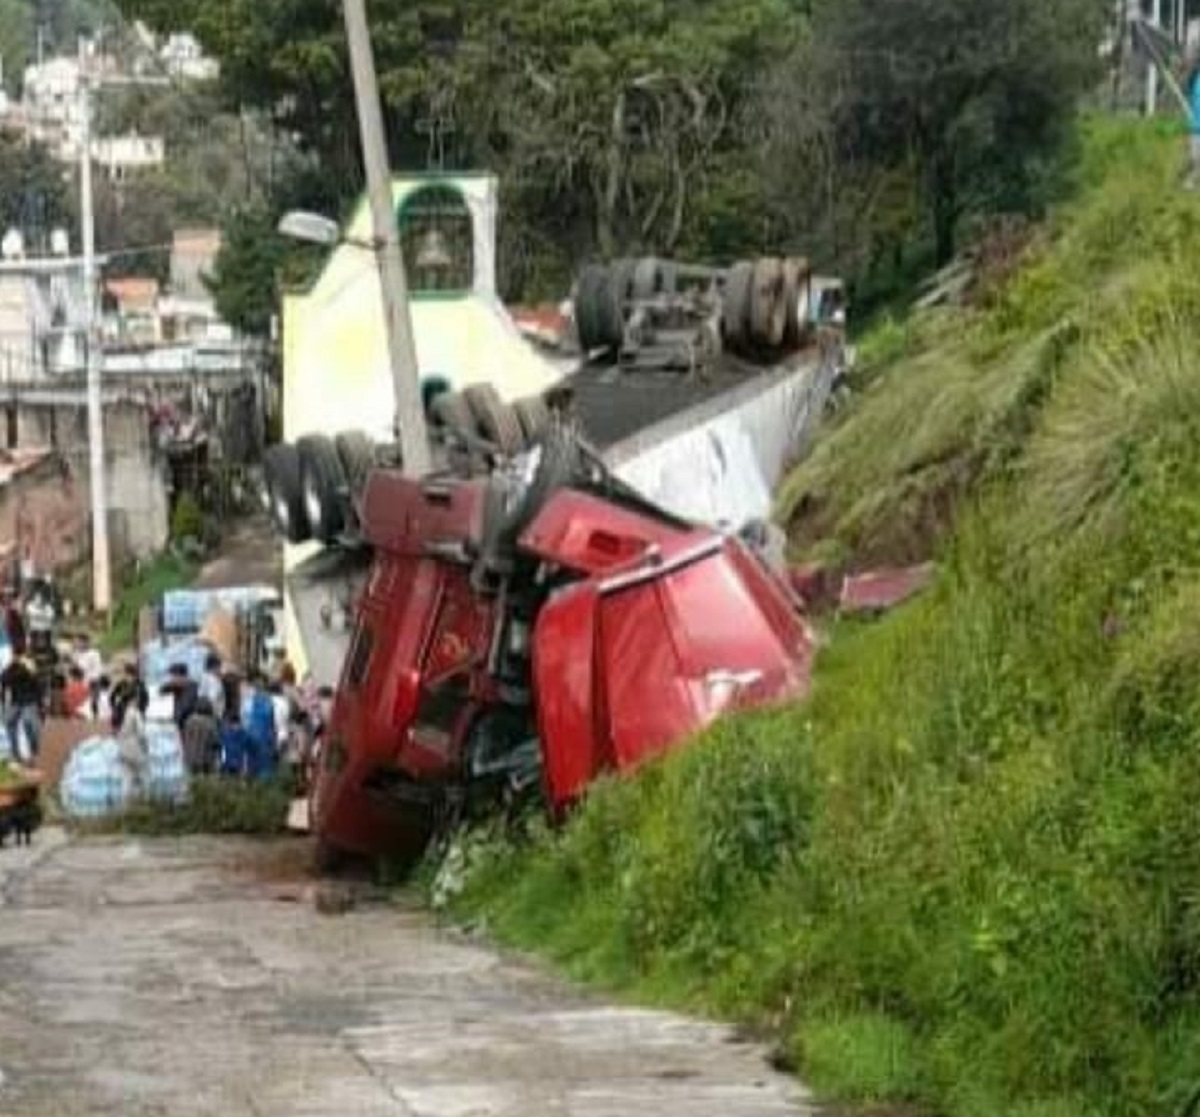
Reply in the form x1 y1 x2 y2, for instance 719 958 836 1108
0 833 813 1117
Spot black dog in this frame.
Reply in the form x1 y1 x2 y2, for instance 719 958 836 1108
0 799 43 848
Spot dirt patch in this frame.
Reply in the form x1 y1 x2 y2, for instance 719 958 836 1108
194 515 281 590
221 836 320 884
36 717 109 790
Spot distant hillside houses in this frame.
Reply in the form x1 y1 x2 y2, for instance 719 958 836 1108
0 25 217 168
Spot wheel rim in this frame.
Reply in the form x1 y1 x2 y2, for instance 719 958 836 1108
273 490 290 532
303 474 323 531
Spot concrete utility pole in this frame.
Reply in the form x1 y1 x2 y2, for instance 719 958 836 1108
1149 0 1164 114
341 0 431 474
78 38 111 614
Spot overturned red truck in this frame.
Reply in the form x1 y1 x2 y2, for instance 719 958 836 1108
305 426 816 866
270 251 846 865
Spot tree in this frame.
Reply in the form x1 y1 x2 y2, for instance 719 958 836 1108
116 0 803 284
0 131 74 250
202 205 322 336
804 0 1109 263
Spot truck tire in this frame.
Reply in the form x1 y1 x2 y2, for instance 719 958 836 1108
464 383 525 455
297 434 348 544
751 256 787 348
575 264 612 352
512 394 552 443
430 390 476 439
498 421 583 545
632 256 661 299
781 257 805 348
722 261 755 350
334 430 376 496
263 443 311 545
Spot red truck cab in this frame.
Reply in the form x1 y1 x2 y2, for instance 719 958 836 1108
312 437 814 865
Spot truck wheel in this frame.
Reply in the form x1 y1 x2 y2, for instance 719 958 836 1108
722 261 755 350
334 430 376 495
463 383 525 455
263 443 311 545
751 256 787 348
512 395 552 443
575 264 611 352
781 257 807 348
430 389 475 438
498 421 583 545
297 434 348 544
632 256 661 299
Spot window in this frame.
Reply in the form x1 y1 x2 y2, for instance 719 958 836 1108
345 623 374 688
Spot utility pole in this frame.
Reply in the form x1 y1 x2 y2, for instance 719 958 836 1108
1149 0 1163 114
78 37 111 614
341 0 430 474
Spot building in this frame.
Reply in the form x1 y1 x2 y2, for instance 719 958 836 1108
159 33 219 82
91 132 165 180
103 277 161 345
169 229 221 301
21 56 85 160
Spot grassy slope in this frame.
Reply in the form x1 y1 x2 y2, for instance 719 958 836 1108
453 118 1200 1117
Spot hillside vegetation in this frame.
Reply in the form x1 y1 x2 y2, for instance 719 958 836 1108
451 118 1200 1117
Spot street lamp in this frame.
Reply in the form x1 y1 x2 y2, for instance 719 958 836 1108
278 211 352 248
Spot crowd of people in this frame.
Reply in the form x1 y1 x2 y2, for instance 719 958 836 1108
0 595 335 795
111 655 335 793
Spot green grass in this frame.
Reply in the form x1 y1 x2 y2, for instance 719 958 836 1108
98 552 197 656
448 116 1200 1117
73 776 293 836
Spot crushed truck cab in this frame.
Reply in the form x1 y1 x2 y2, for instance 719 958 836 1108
311 430 815 864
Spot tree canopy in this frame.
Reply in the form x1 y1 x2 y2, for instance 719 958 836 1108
115 0 1112 325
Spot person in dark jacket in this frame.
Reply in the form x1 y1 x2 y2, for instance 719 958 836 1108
181 697 221 775
3 590 26 656
2 653 42 760
111 662 148 732
159 663 199 733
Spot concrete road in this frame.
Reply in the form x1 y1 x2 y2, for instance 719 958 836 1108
0 833 814 1117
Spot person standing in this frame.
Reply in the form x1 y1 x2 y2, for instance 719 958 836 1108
73 633 103 707
63 665 90 717
160 664 199 734
3 589 26 657
89 674 114 724
1 652 42 762
110 662 148 733
116 690 148 794
199 653 226 723
1185 52 1200 190
241 672 277 780
182 696 221 776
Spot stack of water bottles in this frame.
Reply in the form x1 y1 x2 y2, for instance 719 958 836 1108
160 586 274 636
139 637 210 693
59 722 190 819
59 736 132 818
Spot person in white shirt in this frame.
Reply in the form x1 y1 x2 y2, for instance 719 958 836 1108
117 695 147 793
267 679 291 760
73 634 103 708
199 653 226 722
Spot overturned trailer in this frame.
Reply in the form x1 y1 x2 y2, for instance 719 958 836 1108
267 234 844 861
270 249 846 686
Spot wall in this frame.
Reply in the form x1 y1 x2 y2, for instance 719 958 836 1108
3 398 169 569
